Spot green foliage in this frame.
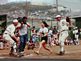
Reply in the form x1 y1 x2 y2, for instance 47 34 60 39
74 17 81 29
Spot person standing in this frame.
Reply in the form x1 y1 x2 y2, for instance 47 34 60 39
3 19 19 56
48 28 53 47
34 21 52 55
31 26 37 43
52 26 58 45
73 27 79 45
18 17 30 56
55 15 69 55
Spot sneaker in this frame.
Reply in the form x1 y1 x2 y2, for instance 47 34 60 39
20 52 24 54
17 52 24 57
20 52 24 56
9 52 14 56
34 51 39 55
9 52 18 57
59 51 65 55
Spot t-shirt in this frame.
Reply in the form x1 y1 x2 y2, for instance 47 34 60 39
4 24 15 36
39 27 48 35
19 22 30 35
19 24 28 35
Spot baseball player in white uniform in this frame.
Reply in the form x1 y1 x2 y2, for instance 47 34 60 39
73 27 79 45
3 19 19 56
56 15 68 55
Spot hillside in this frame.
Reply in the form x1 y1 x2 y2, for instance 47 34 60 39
0 2 52 12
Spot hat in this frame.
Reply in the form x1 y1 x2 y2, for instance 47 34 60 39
13 19 18 23
55 15 61 18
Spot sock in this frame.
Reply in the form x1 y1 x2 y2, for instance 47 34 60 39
60 46 64 52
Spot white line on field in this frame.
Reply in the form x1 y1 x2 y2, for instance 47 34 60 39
0 57 5 59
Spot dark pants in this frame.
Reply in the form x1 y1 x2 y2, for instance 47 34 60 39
18 34 28 52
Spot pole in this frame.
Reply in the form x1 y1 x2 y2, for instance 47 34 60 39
51 19 52 28
56 0 59 30
56 0 58 15
25 0 28 16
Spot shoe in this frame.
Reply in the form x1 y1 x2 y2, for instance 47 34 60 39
59 51 65 55
9 52 18 57
20 51 24 54
20 52 24 56
34 51 39 55
9 52 14 56
17 53 24 57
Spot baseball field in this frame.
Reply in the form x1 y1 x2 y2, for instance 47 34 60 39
0 40 81 59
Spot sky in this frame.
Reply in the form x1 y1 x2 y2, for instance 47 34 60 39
8 0 54 5
0 0 81 11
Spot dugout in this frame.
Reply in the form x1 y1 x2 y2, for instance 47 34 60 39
0 14 7 43
73 16 81 38
0 14 7 49
0 14 7 35
73 17 81 29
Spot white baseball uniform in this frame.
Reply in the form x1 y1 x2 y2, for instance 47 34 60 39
73 29 79 45
58 19 68 52
3 24 17 52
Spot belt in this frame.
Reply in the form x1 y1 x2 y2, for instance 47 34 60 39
62 30 67 32
4 33 8 34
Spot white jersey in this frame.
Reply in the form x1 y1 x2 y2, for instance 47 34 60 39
58 19 68 32
4 24 15 36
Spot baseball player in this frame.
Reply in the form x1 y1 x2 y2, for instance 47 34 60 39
3 19 19 56
73 27 79 45
56 15 69 55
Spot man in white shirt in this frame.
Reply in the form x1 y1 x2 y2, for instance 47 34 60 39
3 19 19 56
18 17 31 57
56 15 68 55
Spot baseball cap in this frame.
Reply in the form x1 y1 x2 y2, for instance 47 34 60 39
55 15 61 18
13 19 18 23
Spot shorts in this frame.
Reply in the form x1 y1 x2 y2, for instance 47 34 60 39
41 36 48 43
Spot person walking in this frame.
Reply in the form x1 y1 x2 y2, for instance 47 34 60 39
55 15 69 55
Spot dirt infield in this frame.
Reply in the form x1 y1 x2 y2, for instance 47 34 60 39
0 41 81 59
